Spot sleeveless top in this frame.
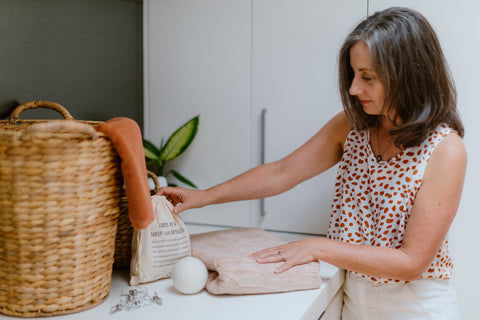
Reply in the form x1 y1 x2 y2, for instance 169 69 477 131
327 123 455 283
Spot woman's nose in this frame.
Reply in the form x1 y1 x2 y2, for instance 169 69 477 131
349 76 362 96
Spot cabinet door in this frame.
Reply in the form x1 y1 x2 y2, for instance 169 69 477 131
144 0 253 227
252 0 367 234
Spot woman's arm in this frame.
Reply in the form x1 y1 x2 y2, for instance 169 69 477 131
158 111 351 214
252 133 467 281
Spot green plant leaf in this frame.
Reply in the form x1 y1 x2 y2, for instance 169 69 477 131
143 139 161 160
146 158 164 176
160 115 199 162
169 170 198 189
159 137 165 153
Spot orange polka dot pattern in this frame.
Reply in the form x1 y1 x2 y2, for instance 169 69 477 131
327 124 454 284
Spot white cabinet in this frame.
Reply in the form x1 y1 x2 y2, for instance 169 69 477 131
251 0 366 234
144 0 366 234
144 0 253 228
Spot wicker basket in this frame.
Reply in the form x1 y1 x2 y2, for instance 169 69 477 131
113 171 160 269
0 101 122 317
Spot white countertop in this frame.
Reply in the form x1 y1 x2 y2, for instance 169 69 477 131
0 225 345 320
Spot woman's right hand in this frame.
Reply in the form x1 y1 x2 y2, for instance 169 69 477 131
156 186 207 214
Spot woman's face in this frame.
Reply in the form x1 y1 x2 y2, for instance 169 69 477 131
348 41 386 116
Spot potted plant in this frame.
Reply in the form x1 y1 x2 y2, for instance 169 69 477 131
143 115 199 188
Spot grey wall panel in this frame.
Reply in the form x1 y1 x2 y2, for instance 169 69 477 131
0 0 143 128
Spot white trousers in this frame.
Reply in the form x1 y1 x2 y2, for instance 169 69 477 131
341 272 461 320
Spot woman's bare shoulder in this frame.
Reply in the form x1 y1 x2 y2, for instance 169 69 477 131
328 111 353 145
433 132 467 165
425 132 467 182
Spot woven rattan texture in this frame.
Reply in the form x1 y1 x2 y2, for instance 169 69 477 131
0 101 122 317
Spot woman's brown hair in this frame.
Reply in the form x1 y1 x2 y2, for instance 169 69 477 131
339 7 464 148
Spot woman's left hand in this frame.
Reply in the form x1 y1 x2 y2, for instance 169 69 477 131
249 238 319 274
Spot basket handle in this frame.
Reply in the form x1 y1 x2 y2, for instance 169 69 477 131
147 170 161 193
9 100 74 124
22 120 99 139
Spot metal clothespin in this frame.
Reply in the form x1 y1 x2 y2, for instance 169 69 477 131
111 287 163 314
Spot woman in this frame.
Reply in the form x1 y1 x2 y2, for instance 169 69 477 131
159 7 466 319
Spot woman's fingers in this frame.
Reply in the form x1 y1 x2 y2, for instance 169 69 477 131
157 186 187 203
249 239 317 274
249 246 283 260
251 248 297 273
156 187 187 212
255 251 284 263
171 202 186 214
273 260 295 274
156 187 207 214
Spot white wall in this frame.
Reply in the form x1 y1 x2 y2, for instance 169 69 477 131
446 4 480 319
444 10 480 319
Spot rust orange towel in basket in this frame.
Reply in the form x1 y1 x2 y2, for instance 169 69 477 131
96 117 154 229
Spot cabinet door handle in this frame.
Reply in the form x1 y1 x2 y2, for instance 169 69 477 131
260 108 267 217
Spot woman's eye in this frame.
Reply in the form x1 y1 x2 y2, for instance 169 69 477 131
362 76 372 81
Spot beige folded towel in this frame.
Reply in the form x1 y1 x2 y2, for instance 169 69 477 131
190 228 322 295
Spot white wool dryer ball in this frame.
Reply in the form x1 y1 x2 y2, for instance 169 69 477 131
172 256 208 294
